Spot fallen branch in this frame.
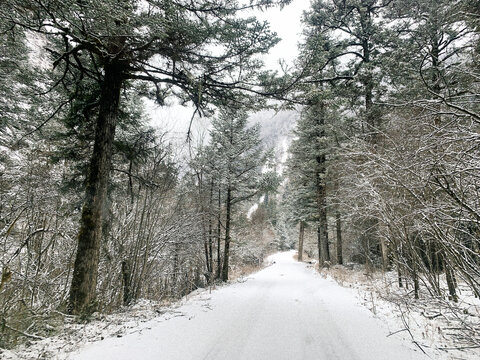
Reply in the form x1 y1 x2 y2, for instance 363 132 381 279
3 323 45 340
422 311 442 320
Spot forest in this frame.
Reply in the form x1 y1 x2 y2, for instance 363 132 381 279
1 0 480 357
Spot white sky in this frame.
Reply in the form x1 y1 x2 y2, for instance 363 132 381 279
148 0 310 149
255 0 310 72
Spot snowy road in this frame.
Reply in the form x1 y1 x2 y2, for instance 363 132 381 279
71 251 427 360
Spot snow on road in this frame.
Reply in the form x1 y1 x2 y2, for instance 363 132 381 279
70 251 427 360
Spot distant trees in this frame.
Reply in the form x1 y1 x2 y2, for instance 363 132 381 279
193 109 269 281
286 95 334 266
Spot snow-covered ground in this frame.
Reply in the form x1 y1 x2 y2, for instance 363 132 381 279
27 251 428 360
322 264 480 360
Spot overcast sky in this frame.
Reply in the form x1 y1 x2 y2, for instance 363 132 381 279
148 0 311 149
255 0 310 72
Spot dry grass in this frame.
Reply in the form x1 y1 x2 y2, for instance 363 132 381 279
230 263 265 280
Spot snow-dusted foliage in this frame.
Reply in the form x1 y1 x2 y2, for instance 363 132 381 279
0 126 209 346
0 0 294 347
281 2 480 347
189 108 278 282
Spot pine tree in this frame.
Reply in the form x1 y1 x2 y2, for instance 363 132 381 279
299 0 395 267
209 108 267 281
4 0 290 313
286 90 337 266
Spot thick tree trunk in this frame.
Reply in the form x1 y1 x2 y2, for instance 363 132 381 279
336 211 343 265
413 269 419 300
68 62 123 315
298 221 305 262
360 12 384 269
222 187 232 282
318 207 330 265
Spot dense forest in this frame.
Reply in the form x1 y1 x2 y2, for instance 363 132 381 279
1 0 480 353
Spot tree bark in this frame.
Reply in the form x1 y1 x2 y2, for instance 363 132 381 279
413 269 419 300
380 236 389 271
336 211 343 265
203 238 210 279
207 179 214 281
121 259 133 306
216 188 222 279
445 261 458 302
68 61 123 315
360 7 385 269
317 159 330 266
315 98 330 267
222 186 232 282
298 221 305 261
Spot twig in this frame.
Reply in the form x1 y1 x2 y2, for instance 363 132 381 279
387 328 408 337
439 345 480 351
397 304 430 356
422 312 442 320
3 323 45 340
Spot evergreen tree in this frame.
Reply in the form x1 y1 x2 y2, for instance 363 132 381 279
209 108 267 281
305 0 392 138
297 0 395 267
4 0 290 313
286 90 338 265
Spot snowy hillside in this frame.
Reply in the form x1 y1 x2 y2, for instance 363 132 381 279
249 109 299 173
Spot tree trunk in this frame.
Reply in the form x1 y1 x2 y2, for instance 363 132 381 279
360 11 384 268
317 183 330 266
216 188 222 279
298 221 305 261
121 259 133 306
222 187 232 282
203 239 210 280
207 179 214 281
445 262 458 302
413 269 419 300
315 98 329 267
336 211 343 265
172 242 179 296
360 9 376 139
68 61 123 315
380 237 389 271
